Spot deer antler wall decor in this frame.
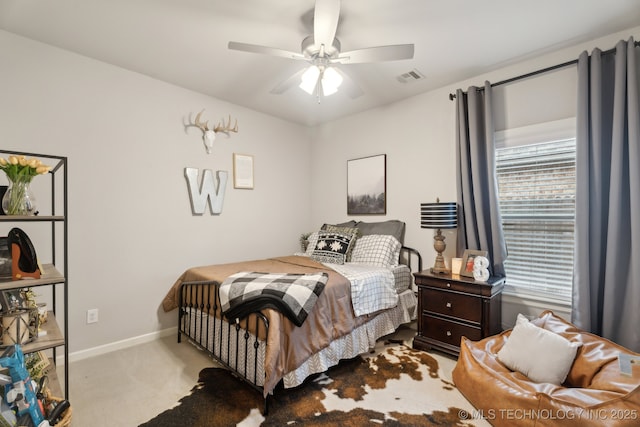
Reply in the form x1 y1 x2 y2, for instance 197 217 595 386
187 110 239 154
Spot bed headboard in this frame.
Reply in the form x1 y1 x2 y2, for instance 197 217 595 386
400 246 422 273
308 220 422 274
316 220 421 270
327 220 406 244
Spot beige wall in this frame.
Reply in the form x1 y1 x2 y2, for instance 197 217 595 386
0 30 313 354
1 25 638 356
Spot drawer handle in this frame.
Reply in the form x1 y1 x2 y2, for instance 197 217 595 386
446 302 452 308
446 283 451 288
446 330 452 337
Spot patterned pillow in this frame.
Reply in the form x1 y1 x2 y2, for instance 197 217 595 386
322 225 360 238
319 225 360 260
309 231 358 265
303 232 320 256
322 221 357 228
350 234 401 267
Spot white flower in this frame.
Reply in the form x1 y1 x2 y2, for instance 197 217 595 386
330 241 343 252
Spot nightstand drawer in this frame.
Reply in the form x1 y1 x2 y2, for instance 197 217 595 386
422 288 482 323
422 314 482 345
415 276 471 293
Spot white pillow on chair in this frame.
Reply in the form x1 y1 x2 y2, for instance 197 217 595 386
497 313 580 385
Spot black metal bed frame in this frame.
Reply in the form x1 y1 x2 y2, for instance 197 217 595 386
177 246 422 414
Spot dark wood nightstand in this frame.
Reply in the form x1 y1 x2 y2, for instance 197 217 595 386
413 270 505 357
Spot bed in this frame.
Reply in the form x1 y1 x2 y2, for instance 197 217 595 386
162 220 422 412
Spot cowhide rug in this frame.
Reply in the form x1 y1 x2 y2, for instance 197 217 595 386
140 340 489 426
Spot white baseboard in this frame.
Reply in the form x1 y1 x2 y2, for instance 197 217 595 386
60 326 178 366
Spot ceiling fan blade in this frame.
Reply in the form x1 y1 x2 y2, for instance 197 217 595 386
334 67 363 99
337 44 415 64
314 0 341 50
270 68 307 94
228 41 305 60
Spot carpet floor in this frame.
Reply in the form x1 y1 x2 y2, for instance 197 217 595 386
140 339 489 426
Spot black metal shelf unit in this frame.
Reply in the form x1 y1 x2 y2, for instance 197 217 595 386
0 149 68 398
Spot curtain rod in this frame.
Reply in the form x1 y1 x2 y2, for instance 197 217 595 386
448 39 640 101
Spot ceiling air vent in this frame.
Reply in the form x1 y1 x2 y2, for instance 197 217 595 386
397 69 425 83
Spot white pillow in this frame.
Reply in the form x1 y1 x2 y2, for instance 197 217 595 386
497 314 580 385
350 234 401 267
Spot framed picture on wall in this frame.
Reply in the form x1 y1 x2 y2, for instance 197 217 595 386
233 153 254 189
347 154 386 215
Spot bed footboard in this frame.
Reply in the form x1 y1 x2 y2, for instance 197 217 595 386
178 280 270 411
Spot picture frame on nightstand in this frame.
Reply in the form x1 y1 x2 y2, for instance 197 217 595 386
460 249 488 278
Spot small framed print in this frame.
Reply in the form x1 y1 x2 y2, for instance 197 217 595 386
25 350 50 378
0 237 11 280
0 289 26 312
233 153 254 189
460 249 488 278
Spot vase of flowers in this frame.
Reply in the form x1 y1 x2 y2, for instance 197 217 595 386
0 155 49 216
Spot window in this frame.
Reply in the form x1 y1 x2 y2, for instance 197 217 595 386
495 119 576 304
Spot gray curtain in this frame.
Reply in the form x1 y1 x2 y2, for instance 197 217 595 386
455 82 507 277
573 37 640 351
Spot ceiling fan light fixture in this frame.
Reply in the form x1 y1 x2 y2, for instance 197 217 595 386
321 67 343 96
300 65 321 94
228 0 415 100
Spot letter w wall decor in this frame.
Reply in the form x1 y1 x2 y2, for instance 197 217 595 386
184 168 228 215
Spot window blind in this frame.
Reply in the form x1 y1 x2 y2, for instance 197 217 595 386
496 138 576 303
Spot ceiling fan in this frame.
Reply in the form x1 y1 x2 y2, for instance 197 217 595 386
228 0 414 100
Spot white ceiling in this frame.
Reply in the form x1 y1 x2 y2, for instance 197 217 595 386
1 0 639 126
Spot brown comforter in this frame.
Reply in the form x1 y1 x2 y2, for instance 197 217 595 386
162 255 376 396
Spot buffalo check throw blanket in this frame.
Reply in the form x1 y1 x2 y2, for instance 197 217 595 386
219 271 329 326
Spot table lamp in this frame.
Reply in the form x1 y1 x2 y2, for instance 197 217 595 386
421 200 458 274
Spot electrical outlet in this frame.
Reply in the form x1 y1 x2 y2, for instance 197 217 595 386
87 308 99 324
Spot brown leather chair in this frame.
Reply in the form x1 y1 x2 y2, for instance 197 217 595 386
453 310 640 426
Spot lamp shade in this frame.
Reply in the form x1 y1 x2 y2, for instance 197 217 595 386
421 202 457 229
